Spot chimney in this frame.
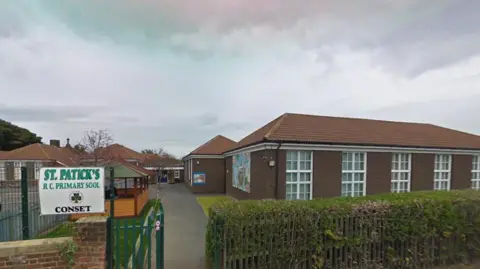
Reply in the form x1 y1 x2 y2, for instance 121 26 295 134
50 139 61 147
66 138 71 148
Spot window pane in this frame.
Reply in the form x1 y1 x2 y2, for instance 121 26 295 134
392 161 398 170
287 173 297 183
353 173 364 182
287 151 297 162
347 161 353 171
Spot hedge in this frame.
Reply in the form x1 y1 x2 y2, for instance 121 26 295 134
205 190 480 269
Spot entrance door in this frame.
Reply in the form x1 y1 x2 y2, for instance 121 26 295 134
160 175 168 183
107 202 164 269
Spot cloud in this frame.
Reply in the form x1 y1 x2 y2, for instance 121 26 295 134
0 0 480 157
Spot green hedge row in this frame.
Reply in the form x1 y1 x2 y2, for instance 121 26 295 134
206 190 480 269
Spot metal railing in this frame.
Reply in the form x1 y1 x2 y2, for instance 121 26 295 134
0 167 73 242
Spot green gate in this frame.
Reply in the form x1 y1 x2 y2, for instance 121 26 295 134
106 168 164 269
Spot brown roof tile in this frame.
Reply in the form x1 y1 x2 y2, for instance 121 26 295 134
0 143 79 166
233 113 480 150
142 154 182 167
189 135 237 155
97 143 144 161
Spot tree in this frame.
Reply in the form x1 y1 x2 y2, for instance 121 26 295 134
80 129 114 165
141 147 177 159
0 119 42 150
73 143 86 153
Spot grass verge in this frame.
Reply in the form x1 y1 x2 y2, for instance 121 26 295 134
197 196 232 217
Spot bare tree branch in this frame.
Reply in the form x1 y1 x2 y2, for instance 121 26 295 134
80 129 114 165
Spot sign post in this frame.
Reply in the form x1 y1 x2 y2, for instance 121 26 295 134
38 167 105 215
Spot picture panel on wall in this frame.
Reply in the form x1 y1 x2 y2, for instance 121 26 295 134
232 152 251 193
193 172 206 185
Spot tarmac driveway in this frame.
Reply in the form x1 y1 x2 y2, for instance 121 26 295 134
149 183 207 269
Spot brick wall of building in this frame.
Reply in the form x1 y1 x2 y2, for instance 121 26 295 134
0 216 107 269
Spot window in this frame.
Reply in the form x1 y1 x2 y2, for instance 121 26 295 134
0 162 5 181
391 153 411 193
473 156 480 190
174 170 180 179
286 151 313 200
14 162 25 180
341 152 366 197
434 154 451 191
35 162 43 180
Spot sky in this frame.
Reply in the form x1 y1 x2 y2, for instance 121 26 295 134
1 0 480 157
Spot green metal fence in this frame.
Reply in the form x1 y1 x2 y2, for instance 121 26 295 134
0 167 74 242
105 166 164 269
110 203 164 269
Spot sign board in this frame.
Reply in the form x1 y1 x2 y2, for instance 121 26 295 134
38 167 105 215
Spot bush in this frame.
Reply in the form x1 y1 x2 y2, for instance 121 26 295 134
205 190 480 269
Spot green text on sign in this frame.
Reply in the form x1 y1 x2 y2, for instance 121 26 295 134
42 168 103 190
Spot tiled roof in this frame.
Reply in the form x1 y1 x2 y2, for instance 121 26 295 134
142 154 182 167
96 143 144 161
189 135 237 155
0 143 79 166
232 113 480 151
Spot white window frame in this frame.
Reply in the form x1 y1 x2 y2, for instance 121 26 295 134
286 150 313 200
472 156 480 190
341 152 367 197
14 161 26 180
174 170 180 179
0 162 5 181
434 154 451 191
391 153 411 193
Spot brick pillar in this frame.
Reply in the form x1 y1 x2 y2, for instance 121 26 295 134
74 216 108 269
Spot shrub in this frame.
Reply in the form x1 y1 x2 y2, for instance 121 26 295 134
205 190 480 269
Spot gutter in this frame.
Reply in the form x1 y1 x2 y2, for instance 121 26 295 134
274 142 281 199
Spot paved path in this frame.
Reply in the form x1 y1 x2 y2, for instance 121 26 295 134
149 183 207 269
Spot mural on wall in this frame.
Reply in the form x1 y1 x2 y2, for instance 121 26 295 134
193 172 206 185
232 152 251 193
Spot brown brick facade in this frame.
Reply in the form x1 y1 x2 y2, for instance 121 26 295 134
451 155 473 190
226 150 475 200
186 158 225 193
366 152 392 195
226 150 280 200
411 153 435 191
0 216 107 269
312 151 342 198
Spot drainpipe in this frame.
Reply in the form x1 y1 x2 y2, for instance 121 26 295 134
274 142 282 199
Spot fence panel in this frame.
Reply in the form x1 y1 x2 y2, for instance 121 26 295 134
0 167 74 242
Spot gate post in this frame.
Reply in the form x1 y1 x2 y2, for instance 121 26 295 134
20 166 29 240
156 207 164 269
106 167 115 269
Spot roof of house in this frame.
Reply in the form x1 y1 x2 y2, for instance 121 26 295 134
0 143 79 166
188 135 237 156
142 153 182 167
95 143 144 161
231 113 480 151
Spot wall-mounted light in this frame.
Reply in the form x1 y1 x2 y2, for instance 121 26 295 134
196 161 200 165
268 160 275 167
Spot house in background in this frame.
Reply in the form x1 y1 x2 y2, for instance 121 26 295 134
223 113 480 200
143 153 184 184
182 135 236 193
0 139 79 183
